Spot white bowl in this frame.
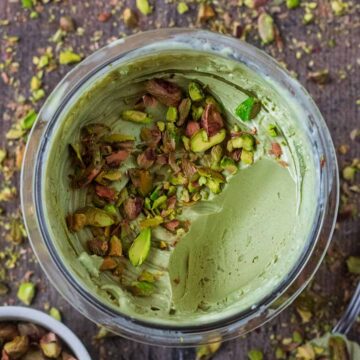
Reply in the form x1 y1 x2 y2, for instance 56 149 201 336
0 306 91 360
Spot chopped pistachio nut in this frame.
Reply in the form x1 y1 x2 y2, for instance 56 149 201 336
136 0 152 15
21 0 33 9
196 341 221 360
189 82 204 102
197 3 215 22
40 333 62 358
138 270 156 283
152 195 167 209
123 8 138 27
346 256 360 274
220 157 238 174
0 282 9 296
59 50 82 65
59 15 75 32
342 166 356 182
241 150 254 165
128 281 155 296
17 282 36 305
49 307 62 321
268 124 278 137
258 13 275 44
192 105 204 120
121 110 152 123
247 349 264 360
20 109 37 130
30 76 41 91
235 97 261 121
128 228 151 266
331 0 347 16
303 12 314 24
109 235 123 257
241 134 256 151
190 129 226 152
166 106 178 122
177 2 189 15
286 0 300 9
140 216 164 229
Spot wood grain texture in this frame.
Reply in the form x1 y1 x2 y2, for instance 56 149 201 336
0 1 359 359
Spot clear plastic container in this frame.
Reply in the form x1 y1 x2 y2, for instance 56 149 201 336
21 29 339 346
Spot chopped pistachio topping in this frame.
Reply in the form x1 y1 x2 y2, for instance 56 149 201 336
166 106 178 122
235 97 261 121
66 77 261 297
190 129 226 152
268 124 279 137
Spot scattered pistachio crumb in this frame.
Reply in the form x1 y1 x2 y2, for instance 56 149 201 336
17 282 36 305
136 0 153 16
177 2 189 15
59 50 82 65
49 307 62 321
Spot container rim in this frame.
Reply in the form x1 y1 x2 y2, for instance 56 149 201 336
21 28 339 346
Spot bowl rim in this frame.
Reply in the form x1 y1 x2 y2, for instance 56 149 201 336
21 28 339 346
0 306 92 359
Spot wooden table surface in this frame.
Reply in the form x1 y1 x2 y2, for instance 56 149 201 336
0 1 359 359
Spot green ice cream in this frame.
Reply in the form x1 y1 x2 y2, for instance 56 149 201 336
42 50 317 326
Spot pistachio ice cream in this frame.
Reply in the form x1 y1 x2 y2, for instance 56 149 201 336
41 49 317 326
